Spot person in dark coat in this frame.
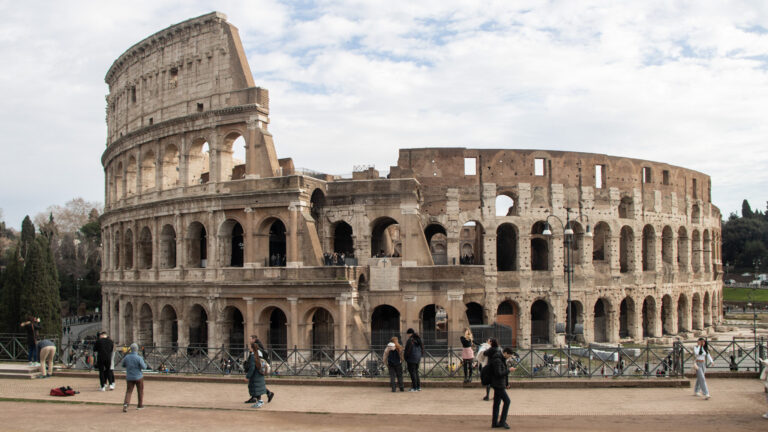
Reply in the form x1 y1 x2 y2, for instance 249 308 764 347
93 331 116 391
484 339 515 429
404 328 423 391
20 316 40 365
249 335 274 403
245 342 268 408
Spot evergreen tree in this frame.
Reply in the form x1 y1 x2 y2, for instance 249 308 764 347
19 237 61 337
20 216 34 258
0 246 23 332
742 199 754 219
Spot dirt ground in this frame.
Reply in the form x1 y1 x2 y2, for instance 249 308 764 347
0 375 766 431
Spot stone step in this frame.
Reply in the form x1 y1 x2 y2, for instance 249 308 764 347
0 372 40 379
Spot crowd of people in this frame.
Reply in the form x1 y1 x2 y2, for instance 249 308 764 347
323 251 351 266
459 253 476 265
269 253 286 267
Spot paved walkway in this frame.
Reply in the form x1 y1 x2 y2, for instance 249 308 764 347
0 375 766 430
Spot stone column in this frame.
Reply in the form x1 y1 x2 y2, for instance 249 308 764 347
287 202 302 267
101 292 109 333
244 297 255 341
244 208 255 266
207 298 220 350
518 299 531 348
155 142 162 192
338 296 348 349
630 299 642 341
179 134 189 187
132 221 139 274
177 308 188 349
446 188 460 265
117 298 125 346
288 297 299 348
447 290 464 337
403 295 417 333
175 213 184 269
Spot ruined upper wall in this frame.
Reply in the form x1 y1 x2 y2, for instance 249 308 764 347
104 12 266 145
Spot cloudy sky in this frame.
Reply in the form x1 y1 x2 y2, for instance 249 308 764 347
1 0 767 228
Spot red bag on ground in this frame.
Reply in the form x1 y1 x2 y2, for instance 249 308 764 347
50 386 77 396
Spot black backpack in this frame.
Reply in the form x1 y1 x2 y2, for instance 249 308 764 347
387 348 401 366
480 363 493 385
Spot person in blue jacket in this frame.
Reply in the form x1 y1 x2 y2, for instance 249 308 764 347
122 343 147 412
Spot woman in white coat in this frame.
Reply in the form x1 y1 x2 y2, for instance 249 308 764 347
693 337 714 400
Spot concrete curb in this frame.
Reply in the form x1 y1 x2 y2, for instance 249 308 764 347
52 370 690 388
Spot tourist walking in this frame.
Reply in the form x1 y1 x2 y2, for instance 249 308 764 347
383 336 405 392
122 343 147 412
460 328 475 383
37 338 56 377
476 338 492 400
249 335 274 403
404 328 423 391
245 342 270 408
485 339 516 429
93 331 116 391
693 337 713 400
20 316 40 365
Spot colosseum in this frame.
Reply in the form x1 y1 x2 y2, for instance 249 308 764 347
100 12 723 354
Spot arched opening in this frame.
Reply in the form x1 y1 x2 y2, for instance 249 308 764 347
703 292 712 327
531 222 550 271
159 224 177 269
269 219 286 267
187 222 207 268
465 302 484 325
619 297 635 339
113 231 121 270
126 156 137 196
161 144 180 189
138 303 153 347
263 307 287 357
123 302 134 344
691 230 701 273
618 196 634 219
703 230 712 273
221 306 245 357
371 305 400 348
138 226 152 269
124 229 134 269
332 221 354 256
662 226 674 266
692 293 703 330
661 295 674 335
188 304 209 353
460 221 484 264
592 222 610 265
115 162 124 200
642 296 657 338
677 294 690 332
677 227 689 270
218 219 244 267
188 139 211 184
310 308 334 355
619 226 634 273
531 300 550 344
566 300 584 343
222 133 246 181
496 301 519 347
642 225 656 271
496 223 518 271
495 194 517 216
691 204 701 224
420 304 448 347
310 189 325 239
140 150 156 192
358 274 368 291
593 298 609 343
425 224 448 265
371 217 401 258
159 305 178 350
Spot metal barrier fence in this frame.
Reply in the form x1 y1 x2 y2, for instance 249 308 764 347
1 334 764 378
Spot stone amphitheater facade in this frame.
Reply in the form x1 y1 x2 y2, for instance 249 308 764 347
100 12 723 352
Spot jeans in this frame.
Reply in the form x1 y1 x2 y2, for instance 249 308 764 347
492 386 510 426
27 343 38 363
388 364 404 390
406 361 420 389
694 363 709 396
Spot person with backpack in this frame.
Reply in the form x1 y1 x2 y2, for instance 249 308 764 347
404 328 423 392
476 338 492 400
383 336 405 392
249 335 274 403
484 339 515 429
245 342 270 408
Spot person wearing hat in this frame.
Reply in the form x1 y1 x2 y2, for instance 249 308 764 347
121 343 147 412
404 328 423 391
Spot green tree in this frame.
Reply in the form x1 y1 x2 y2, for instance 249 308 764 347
0 246 23 332
19 237 61 336
20 216 34 258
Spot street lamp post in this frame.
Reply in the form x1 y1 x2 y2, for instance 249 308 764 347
543 208 592 366
752 258 761 357
76 277 83 315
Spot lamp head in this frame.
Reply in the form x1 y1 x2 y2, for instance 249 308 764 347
542 223 552 236
564 227 574 236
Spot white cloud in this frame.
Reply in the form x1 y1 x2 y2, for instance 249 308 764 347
1 0 767 227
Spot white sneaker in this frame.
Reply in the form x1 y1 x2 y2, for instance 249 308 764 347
109 383 115 390
99 386 106 392
762 413 768 419
703 394 710 400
